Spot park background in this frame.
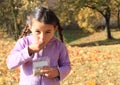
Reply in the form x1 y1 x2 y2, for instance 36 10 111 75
1 0 120 85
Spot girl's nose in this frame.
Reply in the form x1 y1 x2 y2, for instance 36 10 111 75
40 33 45 42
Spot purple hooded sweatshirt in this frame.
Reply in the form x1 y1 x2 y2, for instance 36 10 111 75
7 35 71 85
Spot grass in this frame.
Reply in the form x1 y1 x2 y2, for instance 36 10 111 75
62 28 120 84
63 28 91 43
61 44 120 84
64 28 120 47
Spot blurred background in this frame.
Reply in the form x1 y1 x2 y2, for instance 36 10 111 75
1 0 120 85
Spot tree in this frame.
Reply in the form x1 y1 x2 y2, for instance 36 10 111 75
83 0 118 39
52 0 84 25
116 0 120 29
52 0 118 39
78 7 103 33
0 0 44 39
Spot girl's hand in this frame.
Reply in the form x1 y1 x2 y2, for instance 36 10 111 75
40 66 59 78
28 40 45 54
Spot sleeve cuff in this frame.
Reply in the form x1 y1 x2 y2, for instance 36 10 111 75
56 76 60 81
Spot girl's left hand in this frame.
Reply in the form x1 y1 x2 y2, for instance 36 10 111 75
40 66 59 78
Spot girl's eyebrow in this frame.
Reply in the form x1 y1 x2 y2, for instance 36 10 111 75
46 29 51 31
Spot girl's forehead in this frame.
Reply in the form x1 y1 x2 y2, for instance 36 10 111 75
32 20 54 30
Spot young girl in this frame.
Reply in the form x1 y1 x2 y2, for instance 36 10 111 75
7 6 71 85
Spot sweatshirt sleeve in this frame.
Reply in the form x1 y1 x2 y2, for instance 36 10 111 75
57 43 71 81
7 38 32 69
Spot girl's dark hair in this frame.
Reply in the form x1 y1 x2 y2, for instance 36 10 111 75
20 6 64 42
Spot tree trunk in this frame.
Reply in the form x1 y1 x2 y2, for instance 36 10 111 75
9 0 19 40
104 7 113 39
118 8 120 29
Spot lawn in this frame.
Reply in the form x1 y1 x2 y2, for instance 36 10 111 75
1 29 120 85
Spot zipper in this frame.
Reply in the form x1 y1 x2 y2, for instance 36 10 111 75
40 46 46 85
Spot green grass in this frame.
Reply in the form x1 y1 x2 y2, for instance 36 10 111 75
63 28 91 43
63 28 120 47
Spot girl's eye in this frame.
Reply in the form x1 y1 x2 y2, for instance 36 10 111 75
35 31 40 34
46 31 51 34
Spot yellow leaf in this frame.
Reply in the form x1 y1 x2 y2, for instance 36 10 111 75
87 80 96 85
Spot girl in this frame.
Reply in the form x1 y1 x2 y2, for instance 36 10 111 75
7 6 71 85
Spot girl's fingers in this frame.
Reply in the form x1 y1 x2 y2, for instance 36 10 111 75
40 66 51 72
40 66 59 78
40 66 51 75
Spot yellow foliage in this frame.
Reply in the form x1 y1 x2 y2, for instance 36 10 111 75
82 22 88 27
77 7 102 32
87 80 96 85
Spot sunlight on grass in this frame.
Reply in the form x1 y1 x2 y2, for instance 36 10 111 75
67 30 120 46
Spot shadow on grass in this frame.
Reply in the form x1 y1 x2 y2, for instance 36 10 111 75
71 38 120 47
63 28 92 43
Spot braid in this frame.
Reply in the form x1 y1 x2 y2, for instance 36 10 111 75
19 25 30 38
58 24 64 42
19 15 32 38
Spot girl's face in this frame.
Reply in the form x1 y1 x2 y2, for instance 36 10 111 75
30 20 57 45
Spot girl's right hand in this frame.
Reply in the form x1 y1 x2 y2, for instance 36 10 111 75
28 40 45 54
